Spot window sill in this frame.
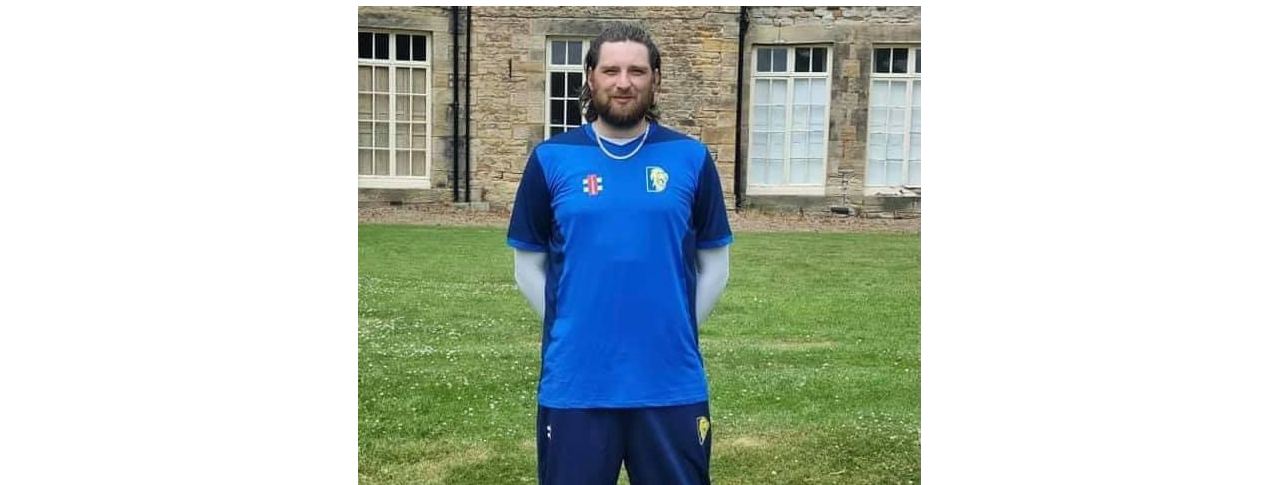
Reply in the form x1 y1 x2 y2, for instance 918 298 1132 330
358 176 432 189
863 186 921 197
745 185 826 196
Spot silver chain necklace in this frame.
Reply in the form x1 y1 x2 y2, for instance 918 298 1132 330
593 120 650 160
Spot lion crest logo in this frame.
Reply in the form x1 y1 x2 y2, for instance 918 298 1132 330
697 416 710 445
646 166 668 193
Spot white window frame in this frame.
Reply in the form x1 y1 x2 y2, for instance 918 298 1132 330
545 38 590 139
358 30 433 190
746 45 833 196
866 44 921 195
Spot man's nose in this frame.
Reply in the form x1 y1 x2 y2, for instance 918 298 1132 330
616 74 632 90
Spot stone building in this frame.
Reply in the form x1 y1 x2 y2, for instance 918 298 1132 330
357 6 921 215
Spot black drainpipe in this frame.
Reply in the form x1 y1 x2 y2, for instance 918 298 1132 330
733 7 749 210
465 7 473 203
450 7 460 202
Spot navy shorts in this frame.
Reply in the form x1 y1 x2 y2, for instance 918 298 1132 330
536 402 712 485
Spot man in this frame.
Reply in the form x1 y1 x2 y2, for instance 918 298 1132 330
506 23 733 485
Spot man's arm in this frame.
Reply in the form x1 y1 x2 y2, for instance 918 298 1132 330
695 246 730 327
513 249 548 320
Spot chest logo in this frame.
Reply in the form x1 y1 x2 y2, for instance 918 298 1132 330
582 174 603 197
646 166 668 193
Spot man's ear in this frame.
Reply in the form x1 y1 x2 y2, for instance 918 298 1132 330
653 68 661 86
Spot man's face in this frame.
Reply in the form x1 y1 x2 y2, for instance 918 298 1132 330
587 40 660 128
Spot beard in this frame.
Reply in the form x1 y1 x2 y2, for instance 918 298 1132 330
591 87 654 129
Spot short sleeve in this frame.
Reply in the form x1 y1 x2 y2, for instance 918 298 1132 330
507 151 553 251
691 151 733 248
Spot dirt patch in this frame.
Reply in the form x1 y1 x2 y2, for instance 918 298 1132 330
359 205 919 233
722 435 770 449
412 442 491 484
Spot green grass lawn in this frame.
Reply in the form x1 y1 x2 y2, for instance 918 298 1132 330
359 224 920 484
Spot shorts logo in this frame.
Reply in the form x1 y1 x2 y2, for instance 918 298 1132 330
696 416 710 445
646 166 668 193
582 174 603 197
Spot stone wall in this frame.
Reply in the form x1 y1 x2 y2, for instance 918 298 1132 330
355 6 923 216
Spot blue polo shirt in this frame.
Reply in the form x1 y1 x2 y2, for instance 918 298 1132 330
507 120 733 408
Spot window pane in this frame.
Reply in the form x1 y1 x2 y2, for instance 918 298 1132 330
552 41 565 64
796 48 810 73
869 133 887 160
375 94 389 120
551 100 564 125
358 66 371 91
875 48 891 73
871 80 889 106
890 108 905 132
812 48 826 73
915 48 920 73
810 132 824 159
772 48 787 72
909 132 921 161
868 161 885 186
568 41 582 65
359 32 373 59
792 105 808 131
412 96 426 121
869 107 886 131
359 149 373 175
810 106 824 130
413 35 427 62
396 34 410 61
770 106 785 131
794 79 809 104
567 100 581 125
412 123 427 149
771 81 786 105
892 48 908 73
888 134 904 159
752 108 767 129
887 161 902 184
358 94 372 119
568 72 583 97
890 81 906 107
757 48 770 72
413 68 427 94
750 159 766 184
396 124 408 148
751 132 767 157
550 126 563 136
790 159 806 184
358 122 372 146
810 78 826 105
375 67 388 92
375 122 389 147
791 132 807 158
769 161 784 184
912 80 920 107
769 133 784 159
551 72 564 98
396 68 409 93
753 79 770 105
908 160 920 186
412 151 426 177
396 95 408 120
912 107 921 132
375 150 390 175
375 33 389 60
396 151 410 175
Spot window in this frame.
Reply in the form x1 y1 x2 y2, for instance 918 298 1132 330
546 39 587 138
868 46 920 188
358 31 431 188
748 46 831 194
